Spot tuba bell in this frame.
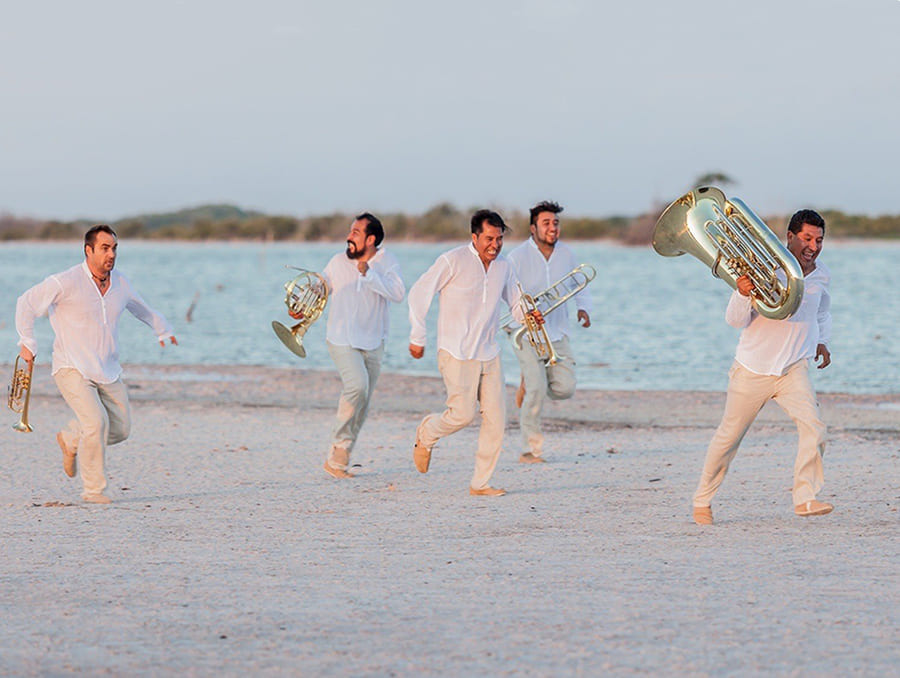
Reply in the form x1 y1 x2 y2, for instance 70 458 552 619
271 267 329 358
8 355 34 433
652 186 804 320
502 264 596 365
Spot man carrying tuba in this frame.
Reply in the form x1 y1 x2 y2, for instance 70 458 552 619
692 210 833 525
507 201 592 464
297 213 405 479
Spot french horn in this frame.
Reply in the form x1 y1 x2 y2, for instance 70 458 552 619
8 355 34 433
652 186 804 320
271 267 329 358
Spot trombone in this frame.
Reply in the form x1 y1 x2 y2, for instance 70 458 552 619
502 264 596 365
8 355 34 433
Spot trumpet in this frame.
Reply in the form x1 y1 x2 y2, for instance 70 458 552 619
503 264 596 365
653 186 804 320
8 355 34 433
271 267 329 358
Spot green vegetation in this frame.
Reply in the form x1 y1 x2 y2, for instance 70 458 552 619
2 202 899 243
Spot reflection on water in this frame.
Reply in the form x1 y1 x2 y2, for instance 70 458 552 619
1 240 898 394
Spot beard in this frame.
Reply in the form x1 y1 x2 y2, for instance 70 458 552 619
346 242 364 260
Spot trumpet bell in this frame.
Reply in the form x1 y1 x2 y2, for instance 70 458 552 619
272 321 308 358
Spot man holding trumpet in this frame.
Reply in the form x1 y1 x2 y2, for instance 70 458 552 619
507 201 593 464
14 225 177 504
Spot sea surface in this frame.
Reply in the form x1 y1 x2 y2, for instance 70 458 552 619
1 240 897 394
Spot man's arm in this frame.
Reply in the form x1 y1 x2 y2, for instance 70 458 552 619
815 283 832 369
122 277 176 345
360 256 405 303
15 276 63 361
725 275 755 329
407 255 452 355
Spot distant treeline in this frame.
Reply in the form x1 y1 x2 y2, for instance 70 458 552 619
2 203 899 244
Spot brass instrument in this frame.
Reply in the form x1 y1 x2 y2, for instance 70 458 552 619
271 267 329 358
517 284 559 365
503 264 596 365
652 186 804 320
8 355 34 433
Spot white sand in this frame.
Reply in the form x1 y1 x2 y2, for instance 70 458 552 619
2 363 898 676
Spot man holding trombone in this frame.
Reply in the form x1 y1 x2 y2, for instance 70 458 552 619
507 201 593 464
14 225 176 504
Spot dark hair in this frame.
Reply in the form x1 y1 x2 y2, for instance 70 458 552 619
84 224 117 250
356 212 384 247
787 209 825 234
529 200 563 226
470 209 508 235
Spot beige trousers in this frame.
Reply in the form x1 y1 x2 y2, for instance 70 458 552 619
417 350 506 490
513 334 576 456
54 368 131 498
693 359 826 508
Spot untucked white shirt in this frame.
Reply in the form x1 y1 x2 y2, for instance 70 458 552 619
727 262 832 376
408 243 523 361
323 248 405 350
16 261 174 384
507 237 593 342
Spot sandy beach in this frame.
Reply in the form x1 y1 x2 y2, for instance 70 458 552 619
2 363 898 676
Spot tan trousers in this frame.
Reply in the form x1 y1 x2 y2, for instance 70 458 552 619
693 359 826 508
54 368 131 498
513 334 576 456
417 350 506 490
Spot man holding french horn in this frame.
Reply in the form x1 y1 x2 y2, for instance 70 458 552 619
507 201 593 464
311 213 405 479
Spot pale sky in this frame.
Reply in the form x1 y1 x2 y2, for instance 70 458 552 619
1 0 898 221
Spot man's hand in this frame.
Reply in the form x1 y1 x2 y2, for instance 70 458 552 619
815 343 831 369
528 309 544 326
409 343 424 359
357 261 369 276
159 336 178 348
19 346 34 363
577 310 591 328
288 309 305 320
736 274 755 297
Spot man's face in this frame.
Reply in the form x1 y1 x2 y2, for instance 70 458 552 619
345 219 373 260
531 211 560 248
786 223 824 274
85 232 118 274
472 223 504 266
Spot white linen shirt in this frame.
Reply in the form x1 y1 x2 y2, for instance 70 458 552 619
726 262 832 376
322 248 405 351
16 261 174 384
408 243 524 361
507 237 593 342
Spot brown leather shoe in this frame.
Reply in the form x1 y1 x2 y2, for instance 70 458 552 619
324 462 355 479
413 439 432 473
515 376 526 409
57 432 76 478
469 486 506 497
693 505 713 525
794 499 833 517
519 452 546 464
82 493 111 504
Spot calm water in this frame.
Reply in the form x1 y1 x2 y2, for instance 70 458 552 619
1 240 897 394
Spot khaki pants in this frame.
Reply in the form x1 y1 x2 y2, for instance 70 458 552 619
417 350 505 490
326 341 384 470
53 368 131 498
693 359 826 508
513 334 576 457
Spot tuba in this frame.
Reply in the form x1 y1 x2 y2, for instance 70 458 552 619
8 355 34 433
503 264 596 365
271 267 329 358
652 186 804 320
